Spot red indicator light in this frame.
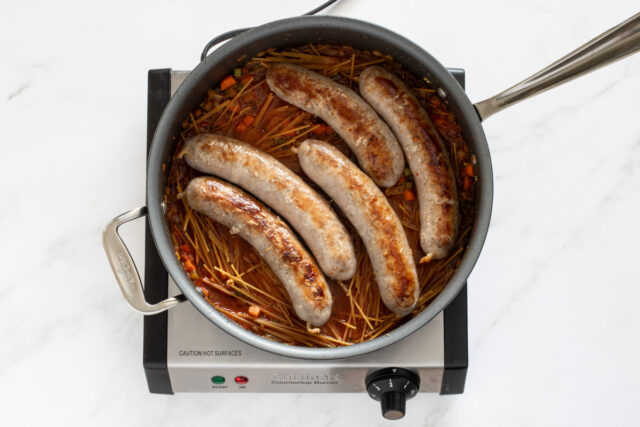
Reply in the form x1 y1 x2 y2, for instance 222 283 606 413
235 376 249 384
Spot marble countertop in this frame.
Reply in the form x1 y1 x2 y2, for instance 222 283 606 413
1 0 639 425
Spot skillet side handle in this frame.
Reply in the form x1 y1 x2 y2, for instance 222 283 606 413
474 12 640 121
102 207 185 314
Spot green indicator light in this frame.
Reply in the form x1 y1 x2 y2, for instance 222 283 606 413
211 376 225 384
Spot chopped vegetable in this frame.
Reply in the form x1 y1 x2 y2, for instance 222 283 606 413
189 271 200 280
403 189 416 202
404 181 414 190
234 68 242 77
220 75 236 91
183 259 196 272
240 75 253 85
248 305 261 317
463 176 473 190
403 167 413 180
236 122 247 133
463 163 473 177
180 244 191 254
242 115 255 126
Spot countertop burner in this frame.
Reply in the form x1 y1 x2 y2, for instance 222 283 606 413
142 68 468 402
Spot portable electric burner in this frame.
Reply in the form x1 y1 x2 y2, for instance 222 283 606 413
142 69 468 418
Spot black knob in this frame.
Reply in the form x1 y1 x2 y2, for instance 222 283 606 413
381 391 405 420
365 368 420 420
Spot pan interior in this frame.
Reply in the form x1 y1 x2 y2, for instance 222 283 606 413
147 16 493 359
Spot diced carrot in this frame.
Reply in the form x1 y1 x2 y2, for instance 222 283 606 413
180 244 191 254
183 259 196 272
240 75 253 85
463 176 473 190
243 115 255 126
236 122 247 133
312 124 326 135
220 75 236 91
403 189 416 202
248 305 261 318
463 163 474 177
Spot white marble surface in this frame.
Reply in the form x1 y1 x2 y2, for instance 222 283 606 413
1 0 639 425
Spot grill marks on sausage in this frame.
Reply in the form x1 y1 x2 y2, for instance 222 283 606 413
184 134 356 280
267 63 404 187
297 140 419 314
372 75 454 201
359 67 459 256
269 68 394 179
342 155 415 306
199 140 309 208
190 178 329 309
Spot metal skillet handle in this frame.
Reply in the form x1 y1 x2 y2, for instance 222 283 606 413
102 207 186 314
474 12 640 121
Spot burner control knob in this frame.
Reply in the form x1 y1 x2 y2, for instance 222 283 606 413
365 368 420 420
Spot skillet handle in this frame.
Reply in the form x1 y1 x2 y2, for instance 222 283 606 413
102 207 186 314
474 12 640 121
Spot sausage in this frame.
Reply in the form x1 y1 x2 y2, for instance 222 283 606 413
359 66 459 259
296 139 419 316
181 134 356 281
266 63 405 188
183 176 333 326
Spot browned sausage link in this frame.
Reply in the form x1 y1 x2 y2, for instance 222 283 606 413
183 176 332 326
266 63 405 188
297 139 419 316
359 66 459 259
181 134 356 281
